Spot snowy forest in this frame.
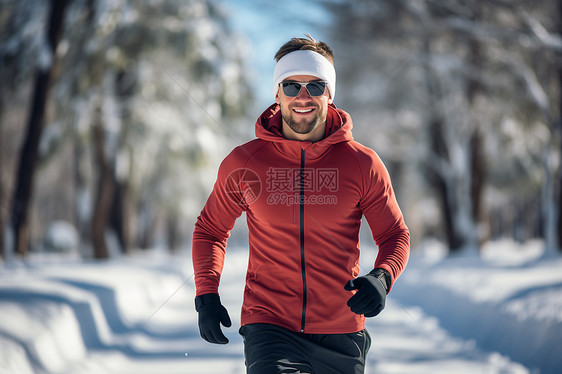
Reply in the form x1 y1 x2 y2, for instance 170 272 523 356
323 0 562 256
1 1 562 374
1 0 561 259
1 0 561 260
0 0 253 258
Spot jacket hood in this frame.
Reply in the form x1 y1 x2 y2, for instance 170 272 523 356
255 103 354 159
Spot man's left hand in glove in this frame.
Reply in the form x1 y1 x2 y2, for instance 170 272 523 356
344 268 389 317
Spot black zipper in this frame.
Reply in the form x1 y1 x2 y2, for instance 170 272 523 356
299 148 307 333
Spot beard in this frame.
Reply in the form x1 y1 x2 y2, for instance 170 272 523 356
281 105 325 135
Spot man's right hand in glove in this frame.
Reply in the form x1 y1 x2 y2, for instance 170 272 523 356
195 293 232 344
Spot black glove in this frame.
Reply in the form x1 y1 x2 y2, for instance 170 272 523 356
195 293 232 344
344 268 389 317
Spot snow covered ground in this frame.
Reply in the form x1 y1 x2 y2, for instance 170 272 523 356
0 240 560 374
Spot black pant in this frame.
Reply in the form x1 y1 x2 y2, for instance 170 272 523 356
239 323 371 374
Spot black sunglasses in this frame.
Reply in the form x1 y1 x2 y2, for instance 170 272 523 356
280 81 327 97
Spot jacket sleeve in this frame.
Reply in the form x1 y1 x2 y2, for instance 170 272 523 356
192 148 248 296
358 152 410 292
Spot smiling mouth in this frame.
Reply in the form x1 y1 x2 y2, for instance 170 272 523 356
293 108 315 114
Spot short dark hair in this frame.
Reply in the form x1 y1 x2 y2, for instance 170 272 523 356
274 34 334 66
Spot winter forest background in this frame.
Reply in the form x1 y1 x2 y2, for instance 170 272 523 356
1 0 562 373
1 0 561 258
2 0 561 259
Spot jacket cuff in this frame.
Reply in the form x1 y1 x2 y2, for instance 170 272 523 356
368 268 390 294
194 293 221 312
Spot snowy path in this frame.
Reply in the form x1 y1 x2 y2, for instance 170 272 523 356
2 242 559 373
365 300 528 373
67 298 528 374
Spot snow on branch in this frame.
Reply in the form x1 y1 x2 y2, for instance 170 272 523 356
498 52 555 127
400 0 562 53
517 10 562 53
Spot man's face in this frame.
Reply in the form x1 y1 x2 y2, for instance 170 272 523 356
275 75 332 138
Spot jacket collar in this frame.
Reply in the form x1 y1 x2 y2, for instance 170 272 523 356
255 103 354 159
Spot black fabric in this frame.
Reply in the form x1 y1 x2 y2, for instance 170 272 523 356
195 293 232 344
369 268 390 292
239 323 371 374
344 270 387 317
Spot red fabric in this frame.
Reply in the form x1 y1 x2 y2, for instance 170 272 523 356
192 104 410 334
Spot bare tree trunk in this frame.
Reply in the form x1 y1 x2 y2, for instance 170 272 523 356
71 1 97 253
0 101 4 258
428 118 463 250
110 70 135 254
111 179 132 253
11 0 69 256
91 108 115 259
557 0 562 252
556 72 562 252
138 202 158 249
421 6 486 254
466 5 485 249
422 38 467 252
166 212 180 252
73 118 89 248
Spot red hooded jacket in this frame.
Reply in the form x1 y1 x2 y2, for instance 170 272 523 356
193 104 409 334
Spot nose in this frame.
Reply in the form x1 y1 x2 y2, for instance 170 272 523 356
296 84 311 99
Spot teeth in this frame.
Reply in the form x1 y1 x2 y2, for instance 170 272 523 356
294 108 313 113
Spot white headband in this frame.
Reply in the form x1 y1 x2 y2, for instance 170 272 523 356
273 50 336 100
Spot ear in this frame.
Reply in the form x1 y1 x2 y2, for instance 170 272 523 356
275 91 281 104
328 97 333 104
